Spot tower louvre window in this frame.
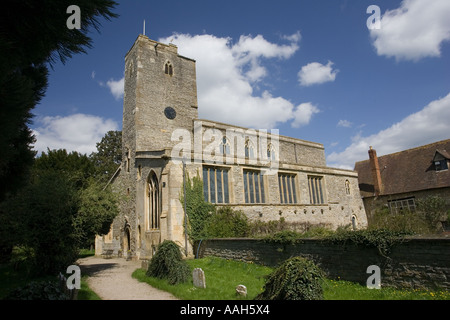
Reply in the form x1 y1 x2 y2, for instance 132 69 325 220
165 61 173 76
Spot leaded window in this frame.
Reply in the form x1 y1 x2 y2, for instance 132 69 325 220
278 173 297 204
243 170 265 204
308 176 325 204
203 166 230 204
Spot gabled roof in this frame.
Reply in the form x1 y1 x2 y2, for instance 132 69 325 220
434 149 450 161
354 139 450 197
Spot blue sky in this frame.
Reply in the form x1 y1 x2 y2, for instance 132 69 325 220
33 0 450 169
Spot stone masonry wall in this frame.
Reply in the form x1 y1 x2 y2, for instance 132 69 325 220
197 238 450 290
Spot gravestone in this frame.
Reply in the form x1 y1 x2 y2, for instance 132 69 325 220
193 268 206 288
236 284 247 297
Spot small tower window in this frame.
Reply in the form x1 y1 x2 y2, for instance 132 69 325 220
345 179 351 195
165 61 173 76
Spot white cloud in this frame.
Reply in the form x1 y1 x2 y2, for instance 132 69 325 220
32 113 119 155
291 102 320 128
369 0 450 61
159 32 314 129
337 119 352 128
298 61 338 86
106 77 124 100
327 92 450 169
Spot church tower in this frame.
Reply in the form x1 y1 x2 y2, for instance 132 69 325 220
123 34 198 158
116 34 199 260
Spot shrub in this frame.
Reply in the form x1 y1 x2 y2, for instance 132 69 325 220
146 240 190 285
263 230 302 245
327 228 412 257
416 196 448 232
205 207 250 238
369 207 430 234
256 257 324 300
3 280 68 300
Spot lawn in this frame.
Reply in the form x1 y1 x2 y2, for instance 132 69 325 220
133 256 272 300
133 256 450 300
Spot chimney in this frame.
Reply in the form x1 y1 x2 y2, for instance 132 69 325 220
368 146 383 196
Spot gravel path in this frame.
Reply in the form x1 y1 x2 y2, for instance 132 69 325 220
77 256 179 300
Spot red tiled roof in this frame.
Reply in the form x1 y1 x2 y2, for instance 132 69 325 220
354 139 450 197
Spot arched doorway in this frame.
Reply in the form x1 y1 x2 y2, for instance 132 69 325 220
123 223 132 259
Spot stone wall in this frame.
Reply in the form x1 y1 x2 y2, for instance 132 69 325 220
197 237 450 290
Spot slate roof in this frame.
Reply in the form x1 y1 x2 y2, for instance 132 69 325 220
354 139 450 197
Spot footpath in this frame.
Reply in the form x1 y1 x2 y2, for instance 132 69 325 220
77 256 178 300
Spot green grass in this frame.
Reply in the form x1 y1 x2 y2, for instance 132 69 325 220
77 276 101 300
322 278 450 300
133 256 450 300
133 256 273 300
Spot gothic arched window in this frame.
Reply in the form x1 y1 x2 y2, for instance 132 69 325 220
147 171 159 230
267 143 277 161
219 137 231 155
245 139 255 159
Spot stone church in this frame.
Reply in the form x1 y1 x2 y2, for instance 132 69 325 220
95 34 368 260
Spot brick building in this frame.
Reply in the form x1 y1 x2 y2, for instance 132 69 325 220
95 34 367 260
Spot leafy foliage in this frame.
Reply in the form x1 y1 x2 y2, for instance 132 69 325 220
416 196 449 232
180 173 251 240
263 230 303 245
326 228 413 257
146 240 190 285
0 0 118 201
256 257 324 300
3 280 68 300
369 207 430 234
180 173 215 240
34 149 96 189
89 130 122 182
204 207 250 238
0 145 119 273
0 171 80 275
0 65 46 201
74 179 119 247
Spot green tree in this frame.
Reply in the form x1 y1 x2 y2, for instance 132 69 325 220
0 171 79 275
0 65 47 201
90 130 122 182
34 149 96 189
75 179 119 248
0 0 118 201
0 147 119 271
